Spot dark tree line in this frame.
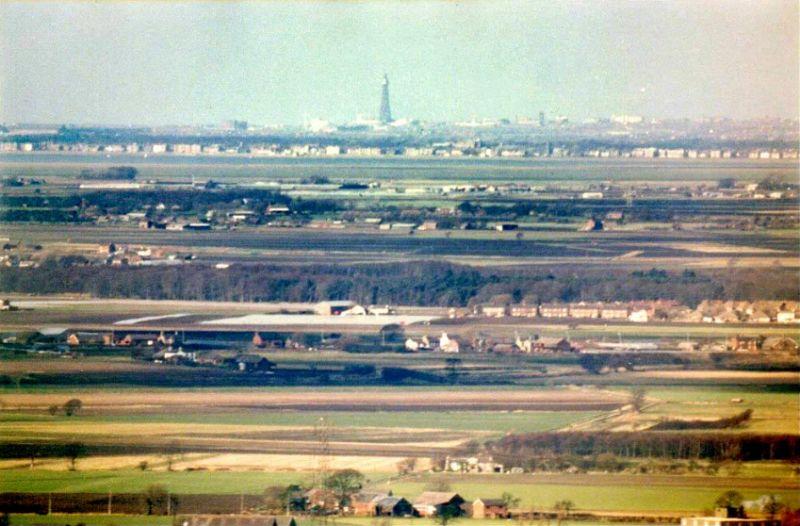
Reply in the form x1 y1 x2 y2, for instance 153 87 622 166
80 166 138 180
1 188 342 221
487 432 799 463
651 409 753 430
1 259 796 307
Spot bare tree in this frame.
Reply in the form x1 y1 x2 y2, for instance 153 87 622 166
762 495 784 519
629 387 647 413
554 500 574 526
143 484 168 515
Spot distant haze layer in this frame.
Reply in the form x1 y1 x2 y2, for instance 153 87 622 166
0 0 798 125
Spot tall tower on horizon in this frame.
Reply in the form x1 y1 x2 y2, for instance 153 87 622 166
379 74 393 124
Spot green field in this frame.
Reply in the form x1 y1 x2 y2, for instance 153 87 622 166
379 480 800 512
638 386 800 434
3 469 798 513
0 470 314 494
7 515 172 526
2 156 797 185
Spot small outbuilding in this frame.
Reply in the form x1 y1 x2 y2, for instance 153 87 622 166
471 498 510 519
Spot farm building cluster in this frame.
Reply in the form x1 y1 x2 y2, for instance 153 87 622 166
297 489 508 520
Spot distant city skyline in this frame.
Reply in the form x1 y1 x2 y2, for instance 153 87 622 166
1 1 798 126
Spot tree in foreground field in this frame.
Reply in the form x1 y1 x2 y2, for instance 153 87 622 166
64 442 86 471
396 457 417 475
264 484 307 513
63 398 83 416
143 484 168 515
435 505 459 526
629 386 647 413
715 490 744 509
554 500 574 526
502 492 521 509
263 485 287 513
762 495 785 519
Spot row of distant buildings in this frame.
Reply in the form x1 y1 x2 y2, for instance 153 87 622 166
469 300 800 325
1 140 797 160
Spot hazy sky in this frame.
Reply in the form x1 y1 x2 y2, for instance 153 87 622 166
1 1 798 125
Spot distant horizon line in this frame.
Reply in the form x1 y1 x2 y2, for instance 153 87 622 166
4 115 799 130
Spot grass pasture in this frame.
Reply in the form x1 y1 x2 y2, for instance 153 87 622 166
7 515 172 526
2 469 797 512
378 475 800 512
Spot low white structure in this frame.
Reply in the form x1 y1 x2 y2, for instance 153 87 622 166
439 332 460 353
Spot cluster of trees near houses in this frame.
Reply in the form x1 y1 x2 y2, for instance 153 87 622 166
2 259 796 307
1 188 339 221
4 176 797 225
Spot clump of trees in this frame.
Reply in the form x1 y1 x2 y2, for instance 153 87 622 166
488 431 799 463
45 398 83 417
263 484 307 513
324 469 365 508
80 166 138 180
63 398 83 416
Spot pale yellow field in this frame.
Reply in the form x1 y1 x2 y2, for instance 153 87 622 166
0 453 424 472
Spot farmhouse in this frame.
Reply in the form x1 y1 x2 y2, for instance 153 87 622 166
351 492 388 516
304 488 338 513
412 492 465 517
374 496 415 517
471 498 510 519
